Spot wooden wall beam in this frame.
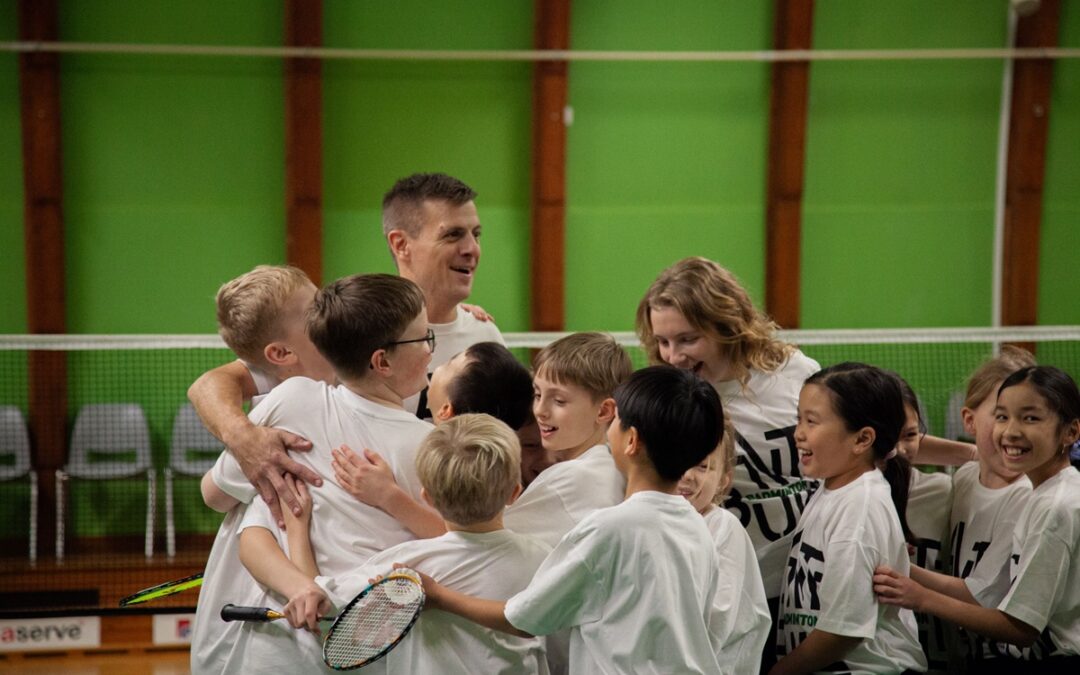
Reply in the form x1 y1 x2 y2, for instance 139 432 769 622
530 0 571 332
764 0 814 329
284 0 323 285
1002 0 1059 329
18 0 67 561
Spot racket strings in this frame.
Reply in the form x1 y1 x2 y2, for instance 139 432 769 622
324 576 423 668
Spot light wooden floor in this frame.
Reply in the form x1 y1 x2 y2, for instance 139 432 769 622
0 649 190 675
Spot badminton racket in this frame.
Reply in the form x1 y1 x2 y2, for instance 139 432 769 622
220 567 425 670
119 571 204 606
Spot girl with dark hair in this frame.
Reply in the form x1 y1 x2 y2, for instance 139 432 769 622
771 363 926 675
875 366 1080 672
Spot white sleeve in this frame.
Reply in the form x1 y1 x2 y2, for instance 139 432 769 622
964 490 1029 607
814 539 879 640
504 524 606 636
210 450 257 503
998 530 1070 632
237 498 277 535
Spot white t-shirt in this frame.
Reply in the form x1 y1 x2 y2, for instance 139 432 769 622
717 349 820 597
404 305 504 419
190 455 261 675
505 491 726 675
702 506 771 675
200 377 434 674
906 469 953 671
994 466 1080 660
504 444 627 549
948 461 1032 662
240 360 281 408
777 470 926 674
950 462 1032 605
317 529 552 675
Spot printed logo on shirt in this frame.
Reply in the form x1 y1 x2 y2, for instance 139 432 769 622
778 529 825 653
726 426 817 542
949 521 991 578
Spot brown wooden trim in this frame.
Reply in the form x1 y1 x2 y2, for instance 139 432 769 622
18 0 67 563
1002 0 1059 331
284 0 323 285
765 0 814 329
530 0 571 332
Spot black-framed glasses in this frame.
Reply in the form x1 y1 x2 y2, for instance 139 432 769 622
385 328 436 353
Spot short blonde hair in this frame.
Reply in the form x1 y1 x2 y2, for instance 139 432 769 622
714 417 736 504
216 265 312 365
415 414 521 526
964 345 1037 409
636 257 794 387
533 332 632 401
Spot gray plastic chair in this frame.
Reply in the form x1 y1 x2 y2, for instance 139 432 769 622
56 403 155 560
0 405 37 562
164 403 221 557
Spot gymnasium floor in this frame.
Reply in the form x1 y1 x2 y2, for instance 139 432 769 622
0 649 190 675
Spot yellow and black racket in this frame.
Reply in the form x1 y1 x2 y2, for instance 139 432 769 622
221 568 425 670
119 572 204 606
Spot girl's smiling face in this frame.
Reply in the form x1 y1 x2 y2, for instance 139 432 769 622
795 383 873 490
649 305 731 383
993 381 1080 488
896 404 923 461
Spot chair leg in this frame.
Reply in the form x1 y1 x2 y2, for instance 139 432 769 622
54 470 66 562
165 468 175 558
145 470 156 559
29 470 38 564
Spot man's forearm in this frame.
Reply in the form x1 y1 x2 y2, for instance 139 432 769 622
188 360 257 449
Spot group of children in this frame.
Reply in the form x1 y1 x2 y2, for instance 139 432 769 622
188 257 1080 675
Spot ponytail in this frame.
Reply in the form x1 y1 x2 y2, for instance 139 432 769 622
882 453 916 546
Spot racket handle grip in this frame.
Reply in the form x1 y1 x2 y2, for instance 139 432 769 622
220 604 281 622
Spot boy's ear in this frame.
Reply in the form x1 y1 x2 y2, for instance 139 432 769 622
961 407 976 437
369 348 391 376
420 487 435 509
506 482 523 506
434 402 455 423
264 341 297 367
596 397 616 425
852 426 876 455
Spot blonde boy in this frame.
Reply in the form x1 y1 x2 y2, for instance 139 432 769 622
282 414 551 674
197 274 437 674
503 332 633 548
192 265 334 674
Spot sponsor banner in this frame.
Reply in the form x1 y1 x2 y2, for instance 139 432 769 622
152 613 195 646
0 616 101 652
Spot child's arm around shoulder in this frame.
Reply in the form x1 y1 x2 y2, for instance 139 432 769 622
332 445 445 538
412 568 532 638
873 565 1039 647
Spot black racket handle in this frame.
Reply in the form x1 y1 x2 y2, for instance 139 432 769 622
220 604 282 622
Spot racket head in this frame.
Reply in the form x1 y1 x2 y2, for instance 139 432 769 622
322 568 425 670
119 572 204 606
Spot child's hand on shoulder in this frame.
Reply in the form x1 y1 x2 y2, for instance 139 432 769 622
332 445 400 508
460 303 493 322
872 564 926 612
281 474 313 531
